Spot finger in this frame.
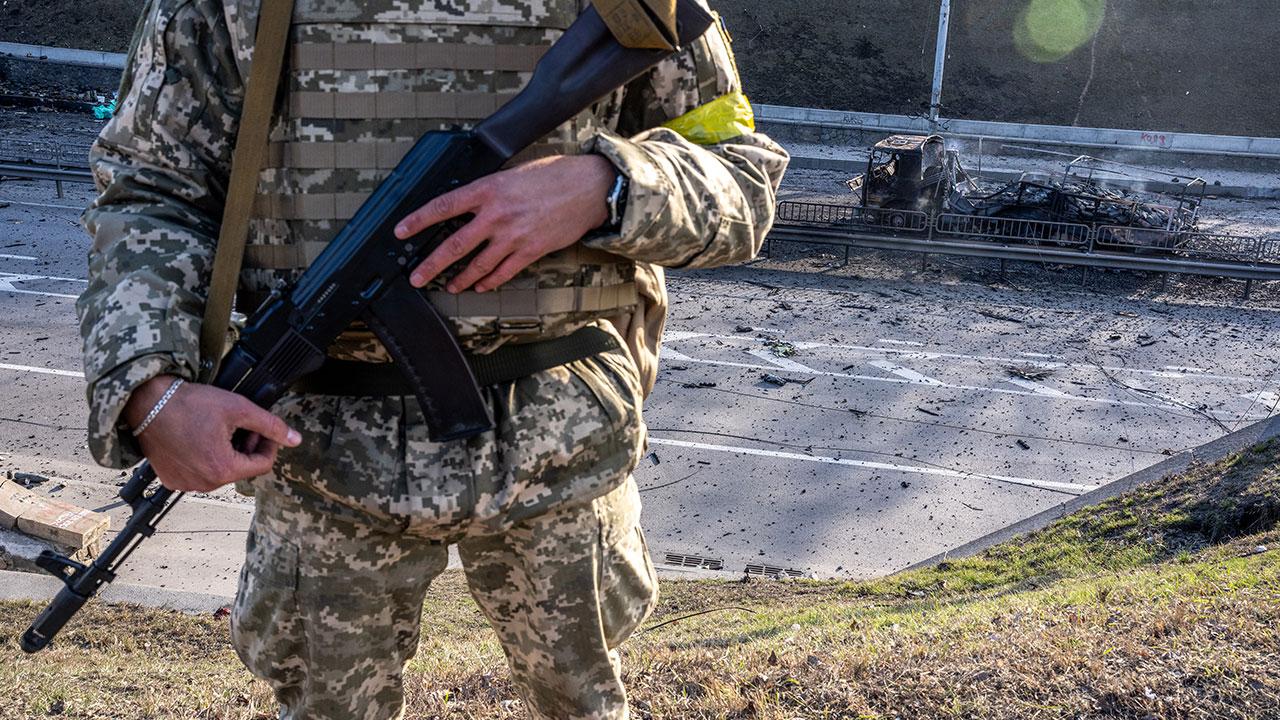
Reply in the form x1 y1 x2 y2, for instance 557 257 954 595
239 431 263 455
445 239 518 293
230 399 301 448
409 219 491 288
474 250 539 293
394 182 484 240
225 443 279 483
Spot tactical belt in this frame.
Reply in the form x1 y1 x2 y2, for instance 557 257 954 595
292 326 619 396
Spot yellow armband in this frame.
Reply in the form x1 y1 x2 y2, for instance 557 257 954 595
662 91 757 145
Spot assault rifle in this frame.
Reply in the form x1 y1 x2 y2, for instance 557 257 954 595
21 1 713 653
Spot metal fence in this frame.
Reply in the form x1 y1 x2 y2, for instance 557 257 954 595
775 201 930 233
936 213 1091 248
769 200 1280 293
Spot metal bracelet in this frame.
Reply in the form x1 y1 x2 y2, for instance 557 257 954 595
131 378 185 438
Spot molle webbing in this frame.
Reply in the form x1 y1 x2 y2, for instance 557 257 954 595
241 2 633 350
284 91 517 121
292 41 550 71
425 283 638 331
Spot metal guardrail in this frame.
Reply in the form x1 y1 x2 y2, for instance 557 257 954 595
936 213 1092 248
769 201 1280 290
774 201 930 233
755 104 1280 161
0 141 94 197
0 162 92 184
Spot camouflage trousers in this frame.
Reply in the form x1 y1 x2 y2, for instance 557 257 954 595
229 346 659 719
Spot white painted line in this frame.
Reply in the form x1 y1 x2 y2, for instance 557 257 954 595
1004 377 1073 398
648 437 1099 494
1240 390 1280 408
1018 352 1056 359
867 359 944 386
878 339 926 347
0 199 86 211
0 253 37 261
745 349 819 373
672 332 1254 383
0 362 81 378
662 347 1210 414
0 272 86 299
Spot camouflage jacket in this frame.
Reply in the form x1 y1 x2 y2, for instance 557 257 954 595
78 0 789 469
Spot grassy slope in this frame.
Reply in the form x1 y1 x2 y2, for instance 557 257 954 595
3 441 1279 719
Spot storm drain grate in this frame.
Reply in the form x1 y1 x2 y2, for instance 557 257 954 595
745 563 806 579
663 552 725 571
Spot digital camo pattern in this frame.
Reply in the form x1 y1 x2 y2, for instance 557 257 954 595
79 0 787 468
259 342 645 534
234 475 657 720
81 1 785 717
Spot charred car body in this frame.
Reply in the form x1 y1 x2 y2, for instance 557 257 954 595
845 135 1205 249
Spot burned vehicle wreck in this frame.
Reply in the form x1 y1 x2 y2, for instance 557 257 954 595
845 135 1205 250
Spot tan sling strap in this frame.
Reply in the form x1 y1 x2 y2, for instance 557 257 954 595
593 0 679 50
198 0 296 380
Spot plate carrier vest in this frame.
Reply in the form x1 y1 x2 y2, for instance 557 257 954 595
237 0 640 361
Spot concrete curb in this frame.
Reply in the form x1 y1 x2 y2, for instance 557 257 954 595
0 569 232 614
904 414 1280 572
0 42 126 70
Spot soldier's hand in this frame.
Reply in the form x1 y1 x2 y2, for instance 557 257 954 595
123 375 302 492
396 153 615 293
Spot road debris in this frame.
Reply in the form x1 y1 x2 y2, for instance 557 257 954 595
682 381 718 389
915 407 941 417
977 310 1024 324
760 373 815 387
1006 365 1055 381
5 470 50 488
1016 440 1031 450
764 339 798 357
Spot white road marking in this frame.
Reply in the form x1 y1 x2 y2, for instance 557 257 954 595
668 332 1254 383
1003 377 1073 397
0 199 86 211
0 253 37 261
1018 352 1056 359
1240 390 1280 408
648 437 1099 494
661 348 1216 414
878 339 926 347
867 359 944 385
745 349 820 373
0 362 81 378
0 272 85 299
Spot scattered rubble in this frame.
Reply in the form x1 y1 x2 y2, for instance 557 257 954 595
1005 365 1055 381
764 339 798 357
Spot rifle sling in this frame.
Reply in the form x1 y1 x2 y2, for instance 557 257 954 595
292 326 620 395
198 0 296 381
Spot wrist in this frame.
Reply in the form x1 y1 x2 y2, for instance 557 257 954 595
123 374 181 430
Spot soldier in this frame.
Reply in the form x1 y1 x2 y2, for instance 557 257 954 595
78 1 787 718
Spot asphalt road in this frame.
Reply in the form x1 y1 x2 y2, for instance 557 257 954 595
3 175 1280 598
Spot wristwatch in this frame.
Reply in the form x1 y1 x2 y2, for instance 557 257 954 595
603 171 630 232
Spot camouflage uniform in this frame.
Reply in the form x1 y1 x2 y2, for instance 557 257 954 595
78 1 788 718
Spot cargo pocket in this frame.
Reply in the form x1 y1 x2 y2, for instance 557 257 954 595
230 522 306 693
571 347 643 435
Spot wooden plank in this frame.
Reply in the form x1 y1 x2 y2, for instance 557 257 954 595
0 480 109 550
0 480 38 529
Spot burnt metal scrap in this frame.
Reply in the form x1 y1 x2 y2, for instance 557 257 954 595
845 135 1206 250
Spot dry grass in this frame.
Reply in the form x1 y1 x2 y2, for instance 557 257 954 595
3 441 1280 719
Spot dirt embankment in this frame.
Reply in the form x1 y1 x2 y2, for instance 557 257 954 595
3 0 1278 135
